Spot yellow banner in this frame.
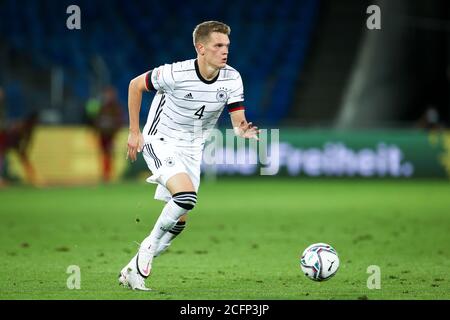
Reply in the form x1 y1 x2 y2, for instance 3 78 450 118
6 126 129 185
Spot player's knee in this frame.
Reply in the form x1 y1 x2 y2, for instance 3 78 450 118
172 191 197 211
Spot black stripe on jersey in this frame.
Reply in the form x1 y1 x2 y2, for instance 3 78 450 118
148 95 166 135
145 144 160 169
167 96 223 113
164 103 222 122
148 144 162 167
150 96 165 135
150 107 164 135
146 145 158 168
167 95 201 110
162 111 195 127
150 117 161 136
174 95 228 104
159 122 210 139
164 103 195 119
159 121 186 134
203 114 222 122
168 96 218 112
194 113 221 122
145 69 155 91
161 110 219 128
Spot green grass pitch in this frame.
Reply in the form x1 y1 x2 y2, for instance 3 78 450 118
0 178 449 300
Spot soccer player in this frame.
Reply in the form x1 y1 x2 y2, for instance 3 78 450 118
119 21 259 290
93 86 124 182
0 111 38 186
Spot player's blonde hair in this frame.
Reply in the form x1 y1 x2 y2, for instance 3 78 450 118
192 21 231 46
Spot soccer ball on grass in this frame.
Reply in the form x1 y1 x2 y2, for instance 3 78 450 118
300 243 339 281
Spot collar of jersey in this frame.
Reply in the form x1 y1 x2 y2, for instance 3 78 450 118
194 59 220 84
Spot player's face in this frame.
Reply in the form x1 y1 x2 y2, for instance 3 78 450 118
204 32 230 69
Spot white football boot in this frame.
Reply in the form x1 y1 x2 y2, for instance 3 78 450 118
136 244 156 278
118 266 151 291
118 267 131 288
118 253 137 288
127 269 151 291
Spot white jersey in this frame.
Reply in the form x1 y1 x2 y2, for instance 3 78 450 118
142 59 244 155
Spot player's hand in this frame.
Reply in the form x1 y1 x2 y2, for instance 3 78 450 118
127 130 144 162
235 120 260 140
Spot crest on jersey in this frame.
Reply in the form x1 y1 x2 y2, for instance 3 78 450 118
165 157 175 167
216 89 228 102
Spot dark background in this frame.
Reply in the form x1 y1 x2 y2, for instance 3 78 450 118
0 0 448 128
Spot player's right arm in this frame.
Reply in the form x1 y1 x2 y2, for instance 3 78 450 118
127 72 151 162
127 65 173 161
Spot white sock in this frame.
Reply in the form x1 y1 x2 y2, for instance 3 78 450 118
133 192 197 277
140 199 186 252
154 221 186 257
140 192 196 252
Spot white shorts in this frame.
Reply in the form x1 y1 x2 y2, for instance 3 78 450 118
142 138 201 203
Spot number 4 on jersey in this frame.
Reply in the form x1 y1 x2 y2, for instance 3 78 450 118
195 105 205 119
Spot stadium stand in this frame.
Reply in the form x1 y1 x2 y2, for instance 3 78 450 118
0 0 320 125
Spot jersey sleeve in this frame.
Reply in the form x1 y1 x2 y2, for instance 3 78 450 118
227 74 244 105
149 63 175 93
227 74 245 112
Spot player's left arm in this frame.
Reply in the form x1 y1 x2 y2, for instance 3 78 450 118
229 109 260 140
227 73 259 140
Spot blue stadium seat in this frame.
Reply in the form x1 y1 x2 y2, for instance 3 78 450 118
0 0 319 124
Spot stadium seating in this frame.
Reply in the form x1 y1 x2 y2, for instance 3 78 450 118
0 0 319 125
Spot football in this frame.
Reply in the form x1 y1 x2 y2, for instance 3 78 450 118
300 243 339 281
